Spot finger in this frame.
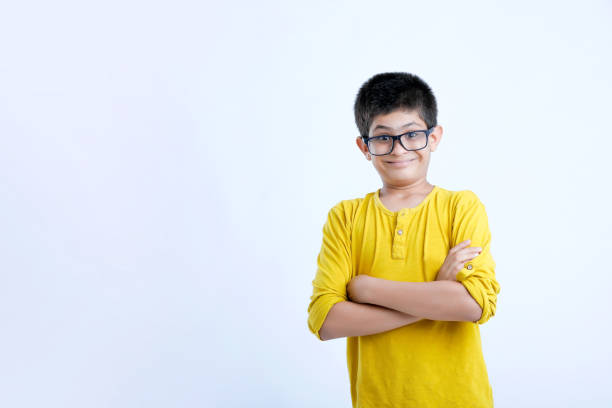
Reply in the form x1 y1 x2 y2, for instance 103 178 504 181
459 246 482 256
451 239 471 253
458 250 481 263
454 247 481 258
451 245 476 259
459 257 476 266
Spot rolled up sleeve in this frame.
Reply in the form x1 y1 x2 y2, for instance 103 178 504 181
451 191 501 325
307 203 353 340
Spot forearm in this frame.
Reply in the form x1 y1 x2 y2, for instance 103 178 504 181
318 300 423 341
367 279 482 322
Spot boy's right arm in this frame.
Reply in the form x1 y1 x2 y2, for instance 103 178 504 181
319 300 423 341
307 203 423 341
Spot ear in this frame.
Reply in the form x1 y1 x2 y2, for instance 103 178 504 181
428 125 443 153
356 136 371 160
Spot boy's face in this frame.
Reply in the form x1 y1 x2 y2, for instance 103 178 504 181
355 109 443 186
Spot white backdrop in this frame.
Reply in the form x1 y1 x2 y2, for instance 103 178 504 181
1 1 611 407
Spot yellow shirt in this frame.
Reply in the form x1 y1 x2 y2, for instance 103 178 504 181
307 185 501 408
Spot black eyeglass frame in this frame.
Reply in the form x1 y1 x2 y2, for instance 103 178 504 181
361 126 436 156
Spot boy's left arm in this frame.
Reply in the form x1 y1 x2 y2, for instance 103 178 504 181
351 191 501 324
450 191 501 324
350 277 484 322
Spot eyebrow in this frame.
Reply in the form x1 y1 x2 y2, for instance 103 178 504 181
373 122 419 131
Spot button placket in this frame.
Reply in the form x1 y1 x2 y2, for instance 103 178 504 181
392 211 409 259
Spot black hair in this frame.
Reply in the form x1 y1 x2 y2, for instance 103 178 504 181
353 72 438 137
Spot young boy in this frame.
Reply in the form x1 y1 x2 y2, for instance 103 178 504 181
307 72 501 408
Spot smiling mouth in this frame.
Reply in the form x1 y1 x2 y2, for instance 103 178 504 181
386 158 416 164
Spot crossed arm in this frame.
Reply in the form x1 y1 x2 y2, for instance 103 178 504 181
350 275 482 321
318 277 482 341
311 193 497 341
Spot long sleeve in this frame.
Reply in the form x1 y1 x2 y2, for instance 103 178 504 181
307 203 354 340
309 188 498 406
450 191 501 325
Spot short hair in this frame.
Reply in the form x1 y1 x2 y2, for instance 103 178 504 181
353 72 438 137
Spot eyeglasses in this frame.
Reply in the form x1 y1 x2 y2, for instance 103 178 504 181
362 127 435 156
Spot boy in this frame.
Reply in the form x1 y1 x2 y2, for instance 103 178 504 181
307 72 501 407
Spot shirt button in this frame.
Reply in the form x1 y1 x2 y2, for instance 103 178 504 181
397 229 403 235
466 264 473 270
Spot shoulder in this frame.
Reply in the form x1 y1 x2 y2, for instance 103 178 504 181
328 195 365 219
430 185 481 205
435 186 487 214
324 192 373 226
447 189 491 223
452 189 482 206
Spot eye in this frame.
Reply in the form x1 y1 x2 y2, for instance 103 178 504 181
373 135 391 141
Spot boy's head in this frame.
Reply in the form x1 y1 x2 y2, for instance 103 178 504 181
353 72 443 186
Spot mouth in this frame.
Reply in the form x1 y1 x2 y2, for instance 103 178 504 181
385 158 416 167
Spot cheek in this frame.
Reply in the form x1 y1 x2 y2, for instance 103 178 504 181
372 160 386 171
414 152 428 162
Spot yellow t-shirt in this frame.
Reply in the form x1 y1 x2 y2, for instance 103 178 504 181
307 185 501 408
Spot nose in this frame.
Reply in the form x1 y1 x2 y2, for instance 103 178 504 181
390 137 408 155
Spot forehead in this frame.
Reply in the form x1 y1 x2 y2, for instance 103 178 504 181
370 109 426 134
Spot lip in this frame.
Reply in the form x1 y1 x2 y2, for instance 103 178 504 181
385 158 416 167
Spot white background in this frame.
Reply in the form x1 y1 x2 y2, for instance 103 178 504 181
1 1 611 407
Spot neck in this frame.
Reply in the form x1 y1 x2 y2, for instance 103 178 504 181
380 179 434 198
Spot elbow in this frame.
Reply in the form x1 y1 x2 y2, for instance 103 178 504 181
469 304 484 323
308 317 329 341
472 295 497 325
312 317 337 341
318 323 331 341
308 320 329 341
308 296 346 341
459 278 500 325
461 290 484 323
317 312 339 341
463 290 496 324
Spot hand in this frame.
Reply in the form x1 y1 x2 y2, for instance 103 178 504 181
435 239 482 282
347 275 375 304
